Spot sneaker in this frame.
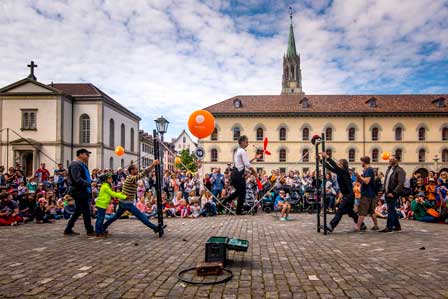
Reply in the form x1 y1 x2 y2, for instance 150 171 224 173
320 224 333 233
379 228 393 233
371 226 379 231
285 217 290 221
64 231 80 236
280 217 286 221
360 223 367 231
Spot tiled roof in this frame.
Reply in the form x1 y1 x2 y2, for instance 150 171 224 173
204 95 448 114
50 83 101 96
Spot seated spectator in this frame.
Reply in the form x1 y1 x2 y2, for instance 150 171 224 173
0 191 23 226
63 195 76 220
180 199 190 218
46 193 60 220
137 180 146 200
353 181 361 213
274 190 291 221
18 193 35 222
375 199 388 219
190 200 201 218
17 182 27 197
425 179 436 207
147 199 158 219
35 198 54 223
201 192 217 217
411 192 439 223
26 177 37 194
136 196 149 218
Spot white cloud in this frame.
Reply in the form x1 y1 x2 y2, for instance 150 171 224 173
0 0 446 139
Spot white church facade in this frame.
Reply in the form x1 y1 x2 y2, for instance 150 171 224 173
0 62 140 176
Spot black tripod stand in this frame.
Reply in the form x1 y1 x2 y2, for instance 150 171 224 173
312 133 329 235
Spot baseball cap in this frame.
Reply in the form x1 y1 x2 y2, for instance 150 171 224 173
417 192 426 197
76 148 92 156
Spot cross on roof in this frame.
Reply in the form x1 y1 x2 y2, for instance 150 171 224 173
27 60 38 80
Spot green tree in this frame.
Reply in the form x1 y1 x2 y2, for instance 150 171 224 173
177 149 198 172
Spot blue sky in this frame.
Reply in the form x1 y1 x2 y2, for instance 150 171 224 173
0 0 447 139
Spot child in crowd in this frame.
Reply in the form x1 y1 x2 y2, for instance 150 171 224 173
26 177 37 194
201 192 217 217
190 200 201 218
94 173 127 237
399 197 411 219
35 198 54 223
375 199 388 219
353 181 361 213
63 196 76 219
137 181 146 200
180 199 190 218
147 199 158 219
18 182 27 196
136 196 149 218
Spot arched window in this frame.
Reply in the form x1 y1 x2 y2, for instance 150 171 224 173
418 149 426 162
256 128 264 141
302 128 309 141
348 149 355 162
130 128 135 152
211 149 218 162
290 65 294 79
79 114 90 144
348 128 355 141
279 127 287 141
418 127 426 141
326 149 332 159
256 149 264 162
109 157 114 169
325 127 332 141
211 128 218 141
279 149 286 162
442 149 448 162
395 127 402 141
395 149 403 162
121 159 124 168
442 127 448 141
372 127 379 141
372 149 379 163
120 124 125 147
302 149 309 163
109 119 115 147
233 127 241 140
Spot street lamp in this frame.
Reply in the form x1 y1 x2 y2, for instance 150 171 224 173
153 115 169 238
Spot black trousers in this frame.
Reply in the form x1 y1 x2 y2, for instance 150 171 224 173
65 197 94 233
226 170 246 215
330 194 359 229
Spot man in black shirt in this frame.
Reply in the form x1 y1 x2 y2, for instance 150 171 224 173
321 152 365 232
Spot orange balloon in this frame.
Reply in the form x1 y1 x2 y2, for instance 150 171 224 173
115 146 125 156
188 110 215 139
381 152 390 161
175 157 181 165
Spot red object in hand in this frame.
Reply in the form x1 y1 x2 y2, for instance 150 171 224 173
256 178 263 190
263 138 271 155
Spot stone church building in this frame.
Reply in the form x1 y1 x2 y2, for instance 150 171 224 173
201 15 448 176
0 62 140 176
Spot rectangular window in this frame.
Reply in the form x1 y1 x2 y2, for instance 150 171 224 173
279 167 286 175
256 167 264 174
21 109 37 130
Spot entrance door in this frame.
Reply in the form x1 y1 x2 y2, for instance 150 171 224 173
22 152 33 177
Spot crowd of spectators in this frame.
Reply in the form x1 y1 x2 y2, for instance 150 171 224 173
0 161 447 226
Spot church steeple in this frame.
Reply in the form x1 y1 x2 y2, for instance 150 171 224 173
281 8 303 95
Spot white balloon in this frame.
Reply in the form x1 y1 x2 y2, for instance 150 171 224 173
196 114 205 124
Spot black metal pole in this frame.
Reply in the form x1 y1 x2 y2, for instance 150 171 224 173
321 132 327 235
153 130 164 238
315 141 320 233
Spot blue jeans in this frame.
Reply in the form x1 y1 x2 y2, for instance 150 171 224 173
103 202 157 232
420 215 438 223
212 189 222 200
95 207 106 234
386 197 400 229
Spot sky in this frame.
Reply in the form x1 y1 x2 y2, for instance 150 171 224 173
1 0 447 139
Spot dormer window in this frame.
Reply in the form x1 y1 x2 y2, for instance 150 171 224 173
432 97 446 108
300 97 309 108
366 97 377 108
233 98 242 108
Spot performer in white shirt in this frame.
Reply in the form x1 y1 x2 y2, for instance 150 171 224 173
224 135 258 215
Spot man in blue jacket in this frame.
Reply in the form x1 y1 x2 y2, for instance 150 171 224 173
64 149 96 236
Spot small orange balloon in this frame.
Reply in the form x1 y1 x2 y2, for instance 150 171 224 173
381 152 390 161
188 110 215 139
115 146 125 156
175 157 181 165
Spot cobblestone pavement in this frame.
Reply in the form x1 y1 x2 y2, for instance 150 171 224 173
1 213 448 299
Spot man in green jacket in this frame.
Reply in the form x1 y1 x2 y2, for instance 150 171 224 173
95 173 127 237
411 192 438 223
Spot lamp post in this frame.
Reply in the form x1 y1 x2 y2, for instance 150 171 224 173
433 154 440 172
153 116 169 238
